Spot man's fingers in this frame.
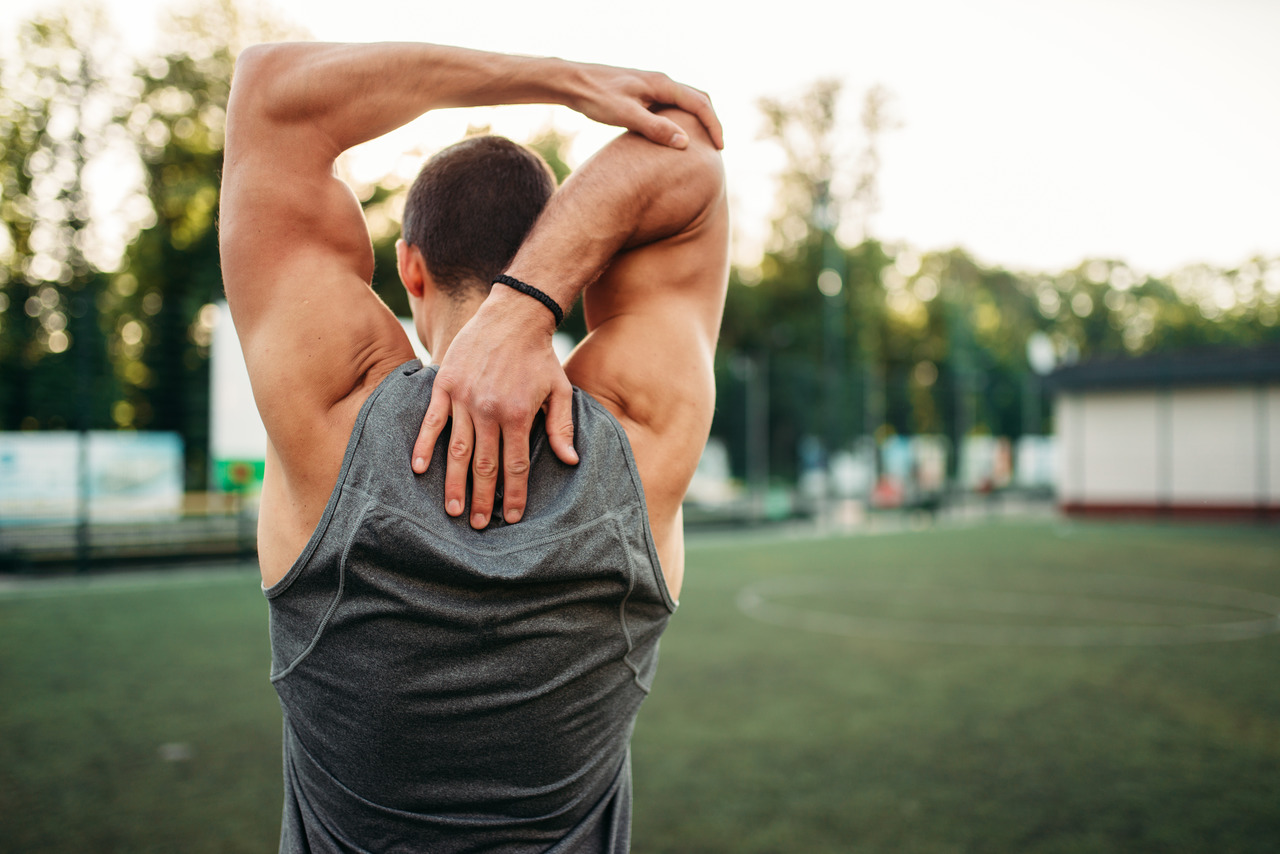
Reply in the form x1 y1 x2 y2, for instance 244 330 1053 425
501 429 531 525
633 93 722 151
672 85 723 149
443 406 474 518
636 108 689 150
468 419 501 529
544 382 579 467
412 389 451 473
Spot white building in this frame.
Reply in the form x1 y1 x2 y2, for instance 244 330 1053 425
1050 345 1280 519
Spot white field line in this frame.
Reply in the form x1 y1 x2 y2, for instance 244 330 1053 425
686 514 1055 551
737 574 1280 646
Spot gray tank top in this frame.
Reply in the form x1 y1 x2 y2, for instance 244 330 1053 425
265 361 675 853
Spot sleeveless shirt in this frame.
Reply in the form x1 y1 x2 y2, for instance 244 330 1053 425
265 361 676 853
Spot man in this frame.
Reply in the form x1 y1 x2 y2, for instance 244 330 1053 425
220 41 728 852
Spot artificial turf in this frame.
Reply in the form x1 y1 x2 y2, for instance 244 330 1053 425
1 520 1277 853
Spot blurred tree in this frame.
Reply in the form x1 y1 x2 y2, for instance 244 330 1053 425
716 80 896 482
733 80 844 481
0 51 42 427
757 78 841 253
364 181 412 319
0 4 133 432
119 0 303 487
848 84 898 247
525 126 575 186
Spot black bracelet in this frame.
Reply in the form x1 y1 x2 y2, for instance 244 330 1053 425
493 274 565 327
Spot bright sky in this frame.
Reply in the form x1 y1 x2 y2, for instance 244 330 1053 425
5 0 1279 276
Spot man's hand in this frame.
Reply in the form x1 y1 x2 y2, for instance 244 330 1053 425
411 288 578 529
564 62 724 151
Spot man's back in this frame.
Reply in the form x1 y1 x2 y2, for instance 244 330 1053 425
270 364 674 852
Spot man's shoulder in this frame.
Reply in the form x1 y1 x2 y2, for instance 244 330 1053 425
357 368 636 490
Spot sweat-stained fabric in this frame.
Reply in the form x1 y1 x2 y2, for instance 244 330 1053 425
265 360 676 854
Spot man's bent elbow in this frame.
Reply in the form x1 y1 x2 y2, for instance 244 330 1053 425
225 43 298 135
228 44 274 108
660 107 725 197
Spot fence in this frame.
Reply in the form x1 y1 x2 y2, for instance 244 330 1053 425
0 431 257 572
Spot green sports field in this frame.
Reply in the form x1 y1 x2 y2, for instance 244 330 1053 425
2 520 1278 853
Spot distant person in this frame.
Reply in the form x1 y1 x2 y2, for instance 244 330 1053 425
219 41 728 852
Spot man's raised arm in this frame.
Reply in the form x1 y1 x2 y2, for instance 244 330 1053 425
220 41 722 579
224 41 721 366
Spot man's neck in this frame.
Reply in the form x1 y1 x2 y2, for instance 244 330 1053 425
426 292 486 362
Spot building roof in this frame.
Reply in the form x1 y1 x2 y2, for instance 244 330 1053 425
1046 343 1280 391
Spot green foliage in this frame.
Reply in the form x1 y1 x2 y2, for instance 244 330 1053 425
0 4 130 431
365 182 412 319
719 236 1280 481
117 0 304 487
525 126 575 186
123 46 232 484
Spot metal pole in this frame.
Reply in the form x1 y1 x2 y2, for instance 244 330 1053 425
1021 372 1035 440
815 180 848 515
745 351 770 518
74 293 91 572
1257 384 1269 520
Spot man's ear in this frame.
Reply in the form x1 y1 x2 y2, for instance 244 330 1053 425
396 239 427 298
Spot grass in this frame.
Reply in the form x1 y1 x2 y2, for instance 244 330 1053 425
0 569 281 853
2 520 1278 853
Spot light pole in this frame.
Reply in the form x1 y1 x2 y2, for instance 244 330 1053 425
815 180 847 496
1024 330 1056 438
733 351 770 519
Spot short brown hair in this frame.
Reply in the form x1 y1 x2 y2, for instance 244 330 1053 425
401 136 557 298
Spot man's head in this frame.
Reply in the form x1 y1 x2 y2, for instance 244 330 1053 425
400 135 556 297
397 135 556 359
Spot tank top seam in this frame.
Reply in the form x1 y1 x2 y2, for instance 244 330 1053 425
612 509 646 693
344 486 637 554
264 359 426 600
270 496 370 683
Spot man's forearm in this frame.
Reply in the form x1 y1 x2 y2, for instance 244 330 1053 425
229 42 571 155
501 108 725 314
